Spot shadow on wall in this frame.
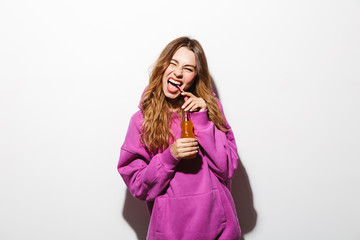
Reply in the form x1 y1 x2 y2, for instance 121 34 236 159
121 78 257 239
123 190 150 240
213 76 258 238
232 158 257 240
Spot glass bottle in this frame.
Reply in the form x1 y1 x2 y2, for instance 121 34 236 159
181 116 197 159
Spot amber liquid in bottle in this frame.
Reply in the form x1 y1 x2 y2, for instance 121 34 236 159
181 120 197 159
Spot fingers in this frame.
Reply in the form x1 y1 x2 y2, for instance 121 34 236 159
170 138 199 159
181 98 193 111
187 102 198 112
177 146 199 159
182 100 203 112
177 138 197 143
179 149 198 159
177 138 198 147
181 92 195 98
181 92 206 112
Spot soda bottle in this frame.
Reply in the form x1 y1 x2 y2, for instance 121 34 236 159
181 119 197 159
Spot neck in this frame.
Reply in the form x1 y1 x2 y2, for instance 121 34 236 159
167 97 182 112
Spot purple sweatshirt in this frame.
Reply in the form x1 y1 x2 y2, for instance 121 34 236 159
118 99 241 240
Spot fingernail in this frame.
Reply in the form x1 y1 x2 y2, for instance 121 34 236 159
181 105 184 109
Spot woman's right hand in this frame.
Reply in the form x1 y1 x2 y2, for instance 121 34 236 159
170 138 199 159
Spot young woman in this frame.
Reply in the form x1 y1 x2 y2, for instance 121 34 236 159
118 36 241 240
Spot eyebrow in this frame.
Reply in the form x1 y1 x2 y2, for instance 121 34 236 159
171 59 196 69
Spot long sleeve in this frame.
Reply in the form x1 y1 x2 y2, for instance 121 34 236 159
117 111 180 201
191 99 239 182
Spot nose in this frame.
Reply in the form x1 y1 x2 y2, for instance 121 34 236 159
174 66 183 78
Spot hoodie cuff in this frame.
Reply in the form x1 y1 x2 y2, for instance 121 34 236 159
190 110 211 129
160 147 180 170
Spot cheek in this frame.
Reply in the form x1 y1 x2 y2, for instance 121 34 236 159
162 68 170 82
184 73 197 85
163 66 173 76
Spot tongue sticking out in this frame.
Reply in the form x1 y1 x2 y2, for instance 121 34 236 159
167 81 179 93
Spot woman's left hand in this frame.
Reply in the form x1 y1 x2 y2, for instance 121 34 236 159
181 92 207 112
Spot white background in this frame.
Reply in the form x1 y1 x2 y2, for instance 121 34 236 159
1 0 359 239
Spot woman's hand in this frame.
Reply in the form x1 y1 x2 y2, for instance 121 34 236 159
181 92 207 112
170 138 199 159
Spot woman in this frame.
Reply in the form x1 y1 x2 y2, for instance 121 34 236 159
118 36 241 240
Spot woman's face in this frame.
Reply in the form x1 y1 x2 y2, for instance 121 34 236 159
162 47 197 99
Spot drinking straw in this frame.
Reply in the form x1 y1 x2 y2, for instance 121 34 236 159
176 85 188 121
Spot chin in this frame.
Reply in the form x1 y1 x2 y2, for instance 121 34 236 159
164 91 179 99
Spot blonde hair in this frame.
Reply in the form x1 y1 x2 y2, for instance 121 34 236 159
140 36 228 152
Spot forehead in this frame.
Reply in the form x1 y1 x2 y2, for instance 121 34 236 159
172 47 196 66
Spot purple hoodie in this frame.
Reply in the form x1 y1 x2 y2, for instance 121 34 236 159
118 98 241 240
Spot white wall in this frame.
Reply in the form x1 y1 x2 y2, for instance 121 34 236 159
1 0 359 239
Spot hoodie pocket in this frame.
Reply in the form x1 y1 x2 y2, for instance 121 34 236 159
154 189 226 236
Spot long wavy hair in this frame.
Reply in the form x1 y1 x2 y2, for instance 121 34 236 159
140 36 229 152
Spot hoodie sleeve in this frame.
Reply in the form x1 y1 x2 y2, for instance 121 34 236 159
190 98 239 182
117 111 179 201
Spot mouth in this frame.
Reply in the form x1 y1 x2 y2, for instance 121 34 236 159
166 78 183 94
168 78 182 87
